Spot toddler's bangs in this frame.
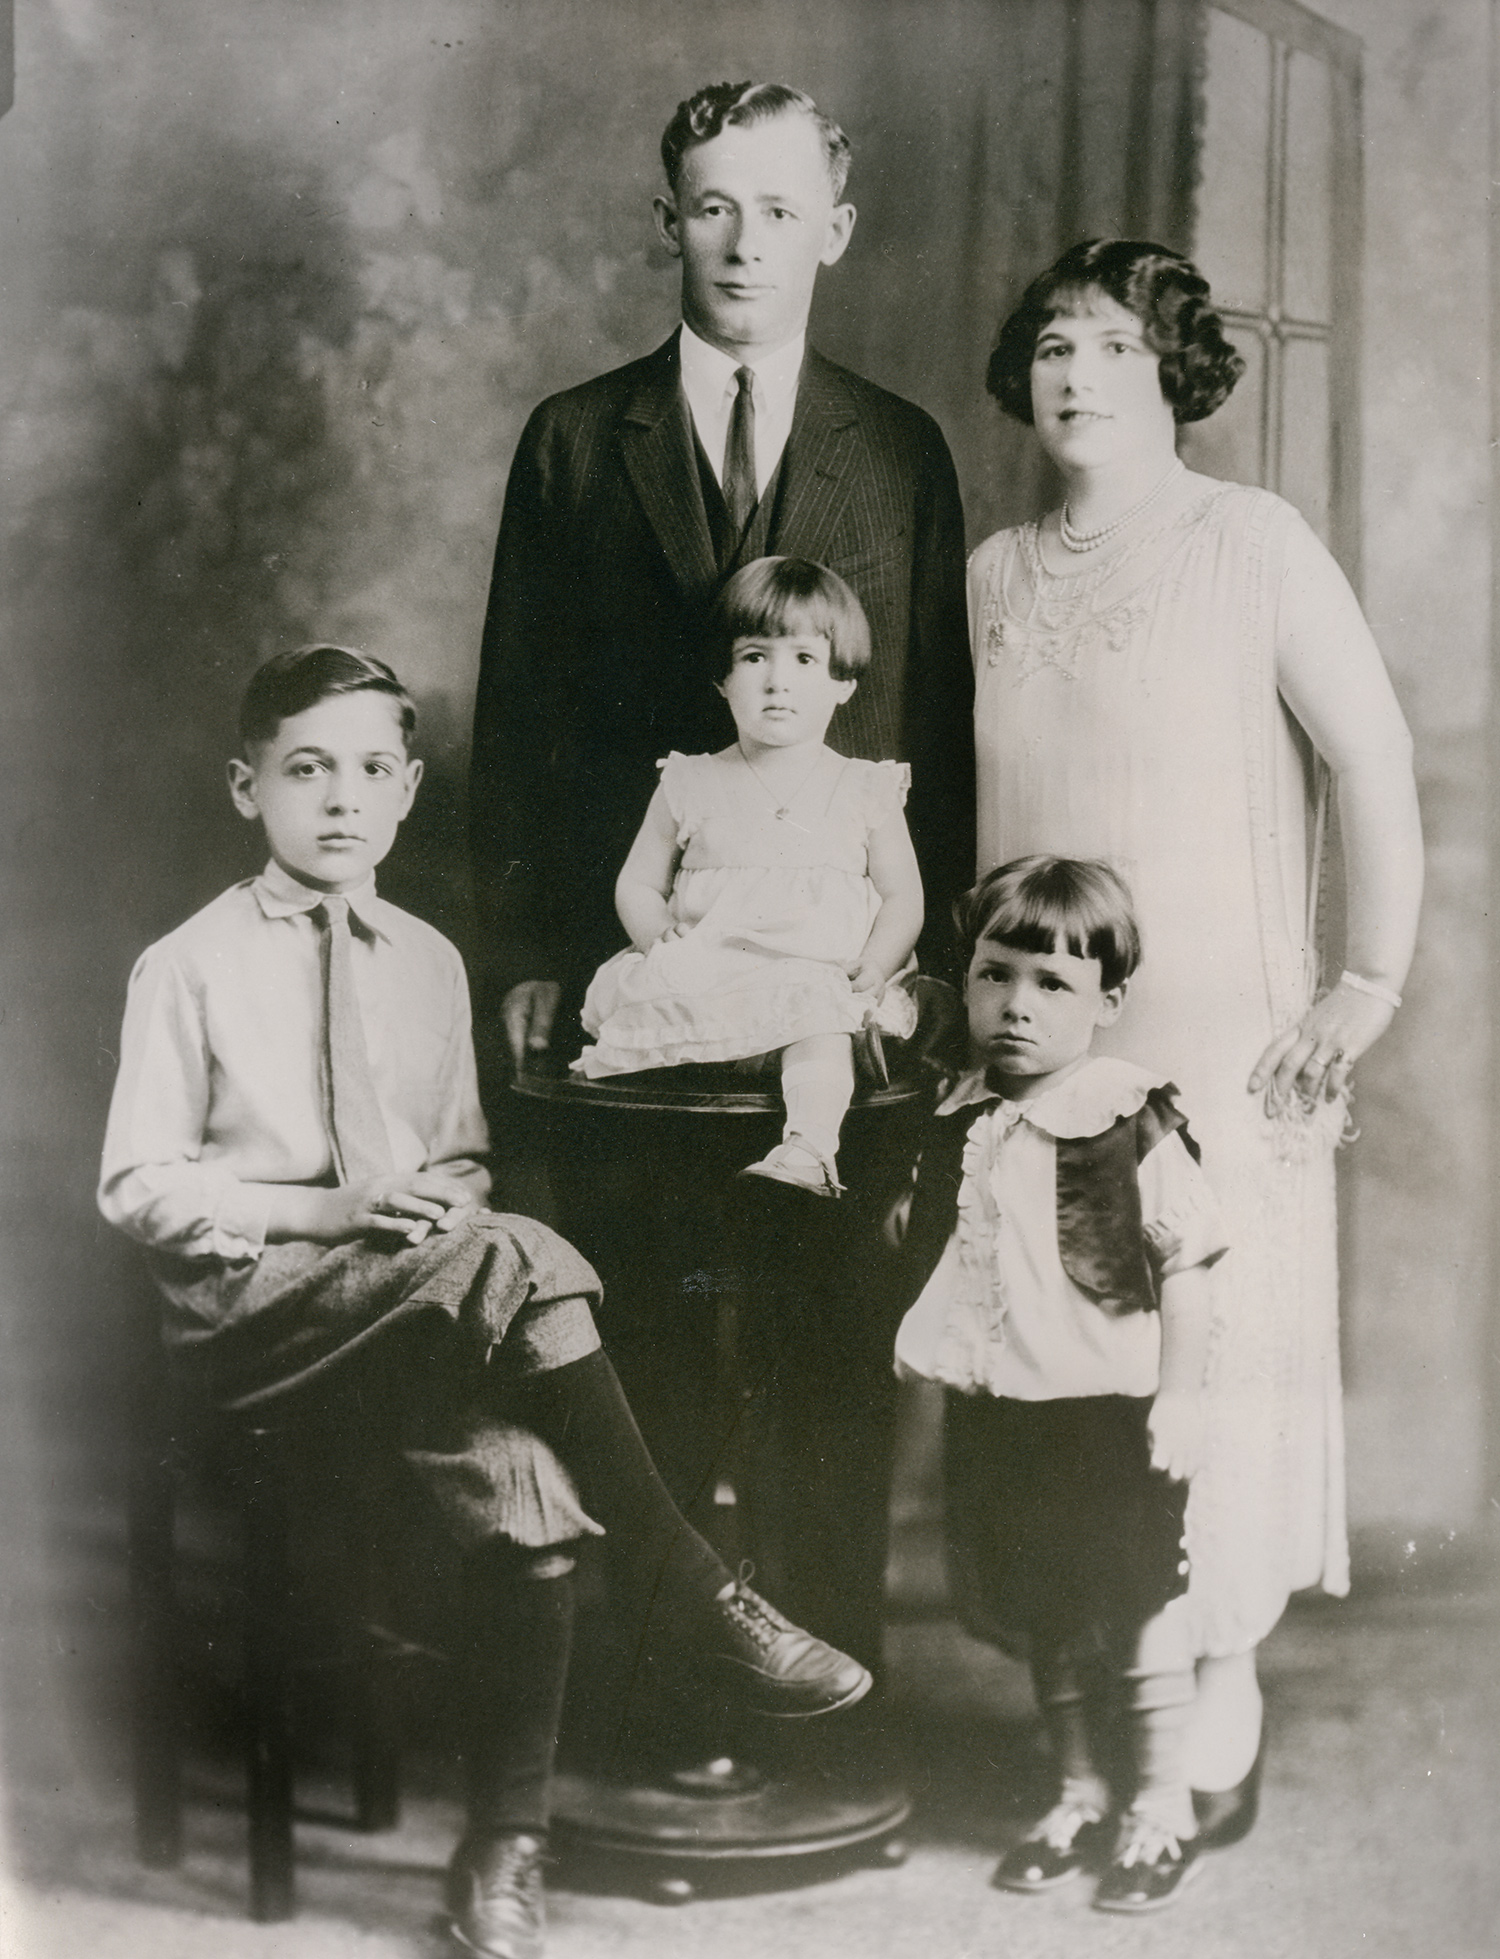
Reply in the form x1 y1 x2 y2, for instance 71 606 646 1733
960 856 1141 991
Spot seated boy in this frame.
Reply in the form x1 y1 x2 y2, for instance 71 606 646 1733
98 644 870 1959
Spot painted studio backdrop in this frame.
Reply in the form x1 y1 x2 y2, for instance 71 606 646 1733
0 0 1491 1821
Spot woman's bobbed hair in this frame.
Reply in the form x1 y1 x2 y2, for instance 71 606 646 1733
986 238 1245 427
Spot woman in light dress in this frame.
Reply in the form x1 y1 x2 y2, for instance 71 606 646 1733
969 239 1423 1840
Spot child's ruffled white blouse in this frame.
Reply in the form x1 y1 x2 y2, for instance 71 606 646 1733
893 1056 1227 1402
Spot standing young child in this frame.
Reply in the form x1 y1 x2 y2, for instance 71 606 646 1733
893 857 1228 1913
98 644 870 1959
574 556 925 1198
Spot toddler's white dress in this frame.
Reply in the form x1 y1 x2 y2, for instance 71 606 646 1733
574 749 918 1078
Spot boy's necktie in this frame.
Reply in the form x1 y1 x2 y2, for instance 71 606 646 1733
722 366 757 546
315 896 395 1184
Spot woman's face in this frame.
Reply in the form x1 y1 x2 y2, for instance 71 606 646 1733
1029 291 1177 471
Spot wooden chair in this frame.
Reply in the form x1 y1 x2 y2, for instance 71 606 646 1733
125 1266 406 1922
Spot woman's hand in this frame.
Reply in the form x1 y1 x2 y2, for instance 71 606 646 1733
1248 980 1396 1106
1148 1388 1205 1483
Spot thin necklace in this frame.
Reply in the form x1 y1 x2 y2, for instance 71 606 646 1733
1059 457 1183 554
736 742 824 822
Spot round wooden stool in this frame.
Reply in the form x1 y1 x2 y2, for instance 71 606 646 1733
512 1046 945 1898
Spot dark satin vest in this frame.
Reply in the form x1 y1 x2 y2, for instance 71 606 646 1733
898 1085 1198 1320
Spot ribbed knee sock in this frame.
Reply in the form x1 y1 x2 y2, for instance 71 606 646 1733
1123 1663 1198 1836
510 1351 732 1618
1031 1648 1110 1812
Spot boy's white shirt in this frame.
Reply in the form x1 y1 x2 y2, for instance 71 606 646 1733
893 1055 1227 1401
97 861 490 1262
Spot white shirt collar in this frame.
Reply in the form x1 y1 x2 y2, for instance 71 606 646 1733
678 318 806 405
252 860 385 938
936 1055 1166 1139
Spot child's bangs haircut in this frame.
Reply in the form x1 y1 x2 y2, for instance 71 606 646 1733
239 644 417 753
708 557 872 682
957 856 1141 992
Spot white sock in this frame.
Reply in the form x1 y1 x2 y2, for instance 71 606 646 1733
781 1051 854 1163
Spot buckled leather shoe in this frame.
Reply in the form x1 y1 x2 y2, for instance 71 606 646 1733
446 1831 545 1959
739 1135 843 1197
703 1571 872 1717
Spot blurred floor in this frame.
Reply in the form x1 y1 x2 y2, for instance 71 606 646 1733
3 1376 1498 1959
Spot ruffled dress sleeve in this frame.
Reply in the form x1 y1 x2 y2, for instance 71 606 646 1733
655 751 703 847
854 758 912 831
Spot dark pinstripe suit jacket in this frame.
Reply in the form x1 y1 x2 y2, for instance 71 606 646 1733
469 334 974 1033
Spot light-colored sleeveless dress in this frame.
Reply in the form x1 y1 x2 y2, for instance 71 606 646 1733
971 481 1353 1657
575 749 917 1077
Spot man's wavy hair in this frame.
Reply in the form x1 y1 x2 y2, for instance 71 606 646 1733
660 81 851 198
986 238 1245 427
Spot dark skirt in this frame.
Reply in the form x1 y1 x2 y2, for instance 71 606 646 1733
943 1392 1189 1662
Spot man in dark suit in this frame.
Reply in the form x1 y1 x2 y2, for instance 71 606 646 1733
471 80 973 1064
469 81 972 1677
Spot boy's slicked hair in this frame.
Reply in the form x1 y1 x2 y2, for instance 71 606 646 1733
956 855 1142 992
238 644 416 752
707 556 871 682
661 81 852 197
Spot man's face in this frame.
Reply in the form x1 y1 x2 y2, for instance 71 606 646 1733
654 111 855 359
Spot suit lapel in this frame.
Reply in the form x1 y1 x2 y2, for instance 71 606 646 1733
771 349 862 567
618 337 719 597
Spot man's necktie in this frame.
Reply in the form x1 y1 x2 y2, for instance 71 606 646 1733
722 366 758 543
315 897 395 1184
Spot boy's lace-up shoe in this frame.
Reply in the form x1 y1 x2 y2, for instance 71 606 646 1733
993 1790 1110 1892
446 1831 546 1959
1092 1804 1202 1913
702 1569 872 1717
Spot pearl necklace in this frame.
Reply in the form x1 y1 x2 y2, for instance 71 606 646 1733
1059 457 1184 554
737 743 823 822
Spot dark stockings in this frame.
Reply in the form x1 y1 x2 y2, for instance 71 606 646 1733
1031 1645 1112 1813
458 1544 576 1839
509 1350 732 1619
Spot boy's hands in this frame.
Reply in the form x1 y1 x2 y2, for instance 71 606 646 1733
350 1172 478 1245
290 1173 478 1247
1148 1389 1205 1483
